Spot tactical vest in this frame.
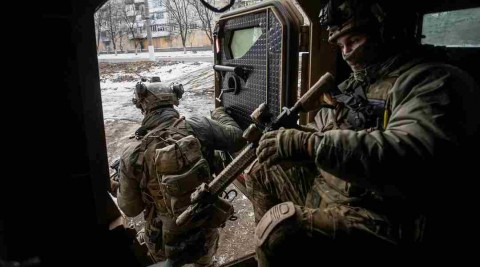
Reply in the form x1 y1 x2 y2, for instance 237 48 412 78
317 55 429 207
131 117 211 221
332 76 397 131
312 56 433 244
317 75 400 207
155 135 211 217
131 116 230 263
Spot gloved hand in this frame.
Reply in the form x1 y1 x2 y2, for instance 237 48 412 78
210 106 228 121
256 129 317 168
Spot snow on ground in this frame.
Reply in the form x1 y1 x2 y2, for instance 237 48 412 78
98 50 213 60
100 60 255 265
100 61 214 122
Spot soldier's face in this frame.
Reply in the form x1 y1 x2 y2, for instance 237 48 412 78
336 32 378 71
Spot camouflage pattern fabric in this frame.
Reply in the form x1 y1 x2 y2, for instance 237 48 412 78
246 48 480 262
117 106 245 265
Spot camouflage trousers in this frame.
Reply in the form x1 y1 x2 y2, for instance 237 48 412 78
143 219 219 266
245 161 401 265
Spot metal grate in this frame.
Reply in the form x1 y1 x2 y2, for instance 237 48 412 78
219 9 283 129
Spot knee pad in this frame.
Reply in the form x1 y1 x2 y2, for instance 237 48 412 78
256 202 316 266
255 202 296 248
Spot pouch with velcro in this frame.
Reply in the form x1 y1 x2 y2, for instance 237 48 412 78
155 135 202 175
155 135 211 216
162 158 211 216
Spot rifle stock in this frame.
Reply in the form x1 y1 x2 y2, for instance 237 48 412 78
175 72 335 226
292 72 335 113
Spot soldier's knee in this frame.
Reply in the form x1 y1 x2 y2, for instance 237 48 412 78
254 202 311 266
255 202 297 248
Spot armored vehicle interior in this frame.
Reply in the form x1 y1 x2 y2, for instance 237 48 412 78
3 0 478 266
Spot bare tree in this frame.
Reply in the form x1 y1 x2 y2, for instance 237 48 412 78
103 0 123 55
163 0 194 53
94 8 105 55
121 0 143 54
188 0 215 45
118 28 127 52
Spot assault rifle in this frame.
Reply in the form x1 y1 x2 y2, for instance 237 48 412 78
109 158 121 196
110 158 121 181
176 73 335 226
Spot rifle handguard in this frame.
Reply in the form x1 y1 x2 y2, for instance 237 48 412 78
176 73 334 227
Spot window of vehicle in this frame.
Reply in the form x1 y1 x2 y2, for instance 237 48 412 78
229 27 263 58
422 7 480 47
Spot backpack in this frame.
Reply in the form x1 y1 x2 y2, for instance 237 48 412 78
129 116 233 262
136 117 211 219
130 116 233 231
155 134 211 218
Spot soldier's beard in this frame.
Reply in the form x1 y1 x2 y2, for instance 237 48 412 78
342 41 380 72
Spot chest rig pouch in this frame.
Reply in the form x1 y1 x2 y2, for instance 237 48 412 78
314 77 397 205
155 134 211 218
334 86 386 131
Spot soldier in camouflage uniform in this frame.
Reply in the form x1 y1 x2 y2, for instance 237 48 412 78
115 79 245 266
245 0 480 264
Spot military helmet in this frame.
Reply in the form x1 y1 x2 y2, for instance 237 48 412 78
319 0 417 43
133 77 184 113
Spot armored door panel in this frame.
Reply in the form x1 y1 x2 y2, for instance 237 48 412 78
214 1 300 129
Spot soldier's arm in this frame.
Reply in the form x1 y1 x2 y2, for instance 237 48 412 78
313 64 479 191
187 107 246 153
117 144 145 217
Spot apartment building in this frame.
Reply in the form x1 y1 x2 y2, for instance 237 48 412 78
98 0 212 53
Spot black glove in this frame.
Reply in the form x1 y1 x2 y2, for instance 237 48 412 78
135 126 148 139
256 129 318 168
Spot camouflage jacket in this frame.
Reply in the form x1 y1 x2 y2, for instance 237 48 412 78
117 107 245 218
312 49 480 216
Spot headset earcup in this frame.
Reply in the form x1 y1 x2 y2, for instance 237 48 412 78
135 82 147 97
173 84 184 100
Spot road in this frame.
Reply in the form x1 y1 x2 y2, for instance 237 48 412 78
98 55 214 63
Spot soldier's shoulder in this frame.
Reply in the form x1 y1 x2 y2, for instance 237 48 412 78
185 115 211 132
119 139 144 168
401 59 474 83
394 59 477 95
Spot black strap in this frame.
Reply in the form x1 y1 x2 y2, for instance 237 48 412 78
168 117 189 137
200 0 235 13
334 85 385 130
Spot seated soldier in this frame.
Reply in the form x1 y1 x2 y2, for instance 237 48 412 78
245 0 480 265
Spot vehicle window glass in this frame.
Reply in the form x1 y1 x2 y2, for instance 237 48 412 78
230 27 263 58
422 7 480 47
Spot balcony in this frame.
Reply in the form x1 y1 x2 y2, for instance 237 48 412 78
126 10 136 17
128 27 171 40
151 18 168 25
152 31 170 38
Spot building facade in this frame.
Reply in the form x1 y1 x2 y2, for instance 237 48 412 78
97 0 212 53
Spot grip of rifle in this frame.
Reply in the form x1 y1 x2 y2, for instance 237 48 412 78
295 72 335 112
176 204 196 226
